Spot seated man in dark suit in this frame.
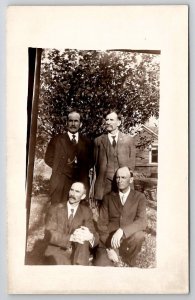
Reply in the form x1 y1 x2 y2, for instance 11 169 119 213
44 182 99 265
94 167 146 267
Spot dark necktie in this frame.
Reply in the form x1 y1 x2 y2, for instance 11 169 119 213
72 134 76 144
112 136 116 148
68 208 74 231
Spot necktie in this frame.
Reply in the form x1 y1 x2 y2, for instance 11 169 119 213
72 134 76 144
121 194 125 206
68 208 74 231
112 136 116 148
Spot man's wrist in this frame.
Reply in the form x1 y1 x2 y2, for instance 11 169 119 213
118 228 124 235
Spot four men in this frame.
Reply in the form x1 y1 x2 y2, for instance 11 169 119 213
42 110 147 266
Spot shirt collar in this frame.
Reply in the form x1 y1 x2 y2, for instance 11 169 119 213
108 131 119 142
67 201 79 216
119 187 131 199
67 131 79 142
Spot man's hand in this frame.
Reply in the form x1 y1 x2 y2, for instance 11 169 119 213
111 228 124 249
106 248 119 263
70 226 94 244
69 233 84 244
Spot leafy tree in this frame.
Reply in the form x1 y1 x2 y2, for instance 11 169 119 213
35 48 160 158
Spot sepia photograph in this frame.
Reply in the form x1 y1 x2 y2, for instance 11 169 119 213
25 48 160 267
7 6 188 294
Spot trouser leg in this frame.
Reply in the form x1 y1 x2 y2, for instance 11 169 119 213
93 247 114 267
120 231 145 266
104 178 113 196
72 242 90 265
44 245 71 265
50 174 72 204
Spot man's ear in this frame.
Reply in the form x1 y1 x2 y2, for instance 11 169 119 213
130 177 134 184
81 193 86 200
79 122 83 129
117 120 121 127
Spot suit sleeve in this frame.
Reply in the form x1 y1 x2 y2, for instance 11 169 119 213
122 193 147 238
128 136 136 170
93 138 99 168
45 205 70 248
83 207 99 247
88 138 95 170
44 136 56 168
97 196 110 245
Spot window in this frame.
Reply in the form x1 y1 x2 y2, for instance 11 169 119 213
149 144 158 164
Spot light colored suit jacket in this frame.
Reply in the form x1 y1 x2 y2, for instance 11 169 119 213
94 131 136 200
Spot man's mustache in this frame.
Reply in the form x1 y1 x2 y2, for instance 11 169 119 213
69 196 76 200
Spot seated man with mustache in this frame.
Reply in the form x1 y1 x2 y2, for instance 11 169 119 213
45 110 93 204
44 182 99 265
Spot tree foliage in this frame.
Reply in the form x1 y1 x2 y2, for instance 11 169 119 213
36 48 160 158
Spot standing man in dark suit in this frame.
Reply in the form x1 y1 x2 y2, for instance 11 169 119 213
94 167 146 267
44 182 99 265
94 110 136 203
45 110 93 204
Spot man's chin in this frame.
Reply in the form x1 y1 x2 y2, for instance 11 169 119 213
68 129 77 133
69 198 76 203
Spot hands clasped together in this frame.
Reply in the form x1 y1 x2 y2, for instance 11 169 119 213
70 226 94 245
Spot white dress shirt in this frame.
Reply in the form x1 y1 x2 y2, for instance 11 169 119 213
108 131 119 145
67 201 79 218
119 187 130 205
67 131 79 143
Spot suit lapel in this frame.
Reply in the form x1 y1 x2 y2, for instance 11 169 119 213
123 190 136 208
77 134 85 155
60 133 72 152
58 203 69 232
111 193 123 213
117 131 124 151
69 204 83 233
101 134 109 151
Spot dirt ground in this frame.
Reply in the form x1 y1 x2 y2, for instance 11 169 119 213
26 193 157 268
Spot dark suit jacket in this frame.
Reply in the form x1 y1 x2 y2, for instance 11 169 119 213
45 202 99 249
45 133 93 194
94 131 136 200
98 190 146 246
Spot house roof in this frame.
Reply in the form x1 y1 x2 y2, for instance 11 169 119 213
142 125 158 136
134 124 158 138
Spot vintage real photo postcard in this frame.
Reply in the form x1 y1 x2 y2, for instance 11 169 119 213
7 6 188 294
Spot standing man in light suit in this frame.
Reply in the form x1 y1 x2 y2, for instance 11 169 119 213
45 110 93 204
94 110 136 204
